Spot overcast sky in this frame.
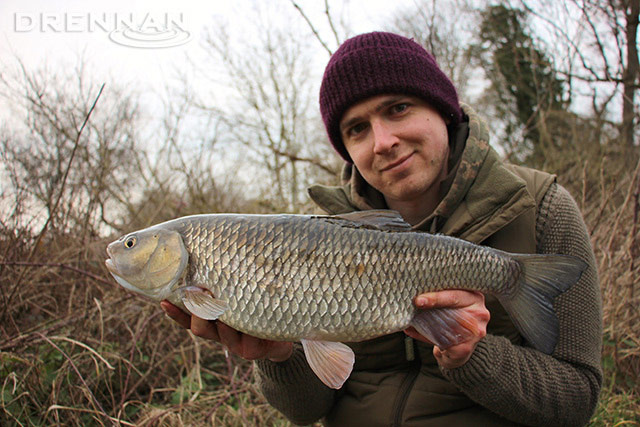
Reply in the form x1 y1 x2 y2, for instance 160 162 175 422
0 0 402 97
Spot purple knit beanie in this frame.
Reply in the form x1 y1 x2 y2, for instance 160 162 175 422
319 31 463 163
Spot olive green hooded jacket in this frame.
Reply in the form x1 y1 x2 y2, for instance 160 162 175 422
255 105 602 426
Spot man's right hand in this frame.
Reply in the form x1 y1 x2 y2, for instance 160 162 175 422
160 300 293 362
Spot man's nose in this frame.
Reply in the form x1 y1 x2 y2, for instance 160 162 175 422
371 120 399 154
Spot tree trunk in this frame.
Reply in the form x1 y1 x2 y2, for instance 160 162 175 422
622 0 639 147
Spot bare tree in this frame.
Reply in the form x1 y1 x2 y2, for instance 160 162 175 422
193 5 340 212
289 0 353 54
123 78 260 228
386 0 479 101
518 0 639 148
0 57 142 238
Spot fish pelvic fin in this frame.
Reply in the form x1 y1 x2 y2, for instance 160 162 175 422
498 254 587 354
410 308 480 349
180 286 229 320
301 339 355 390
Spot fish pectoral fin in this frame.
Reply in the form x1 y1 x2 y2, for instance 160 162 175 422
301 339 354 390
410 308 480 350
180 286 228 320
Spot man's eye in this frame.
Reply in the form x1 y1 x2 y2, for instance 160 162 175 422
391 103 408 114
349 123 367 136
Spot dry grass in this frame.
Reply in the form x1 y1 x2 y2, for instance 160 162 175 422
558 149 640 426
0 233 296 426
1 154 639 426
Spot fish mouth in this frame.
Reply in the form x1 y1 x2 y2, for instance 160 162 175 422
105 244 118 276
105 258 118 276
104 256 140 293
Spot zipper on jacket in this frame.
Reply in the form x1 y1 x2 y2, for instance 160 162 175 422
391 338 421 427
404 336 415 361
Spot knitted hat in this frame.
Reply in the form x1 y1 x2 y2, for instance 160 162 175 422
319 31 462 163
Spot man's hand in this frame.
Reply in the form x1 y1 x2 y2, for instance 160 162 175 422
160 300 293 362
404 290 489 369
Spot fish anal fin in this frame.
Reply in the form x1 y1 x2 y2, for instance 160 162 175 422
410 308 479 349
180 286 228 320
301 339 355 389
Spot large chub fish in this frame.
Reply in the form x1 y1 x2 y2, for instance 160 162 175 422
105 211 586 389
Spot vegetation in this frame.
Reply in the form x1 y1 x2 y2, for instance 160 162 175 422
1 0 638 425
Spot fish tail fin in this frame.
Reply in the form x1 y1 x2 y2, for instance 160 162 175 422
498 254 587 354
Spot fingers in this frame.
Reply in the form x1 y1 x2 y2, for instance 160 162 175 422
408 290 490 369
160 300 224 342
160 300 191 329
187 314 266 359
266 341 294 362
415 290 485 310
433 340 478 369
405 326 483 368
403 326 429 343
191 315 222 341
216 321 244 354
405 324 482 368
161 302 292 362
217 322 291 361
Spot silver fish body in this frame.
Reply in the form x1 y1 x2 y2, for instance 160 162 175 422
105 211 585 388
173 214 517 341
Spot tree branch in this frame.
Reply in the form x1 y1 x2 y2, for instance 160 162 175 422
289 0 334 55
2 84 105 320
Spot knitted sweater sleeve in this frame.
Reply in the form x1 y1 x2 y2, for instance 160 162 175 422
441 183 603 426
253 343 336 425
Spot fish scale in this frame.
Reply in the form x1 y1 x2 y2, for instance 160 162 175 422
182 214 424 339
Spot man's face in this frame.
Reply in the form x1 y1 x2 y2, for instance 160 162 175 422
340 94 450 206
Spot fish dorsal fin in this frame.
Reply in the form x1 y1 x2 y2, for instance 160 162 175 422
301 339 355 389
180 286 229 320
316 210 412 232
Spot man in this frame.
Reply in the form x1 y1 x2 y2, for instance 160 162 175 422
162 32 602 425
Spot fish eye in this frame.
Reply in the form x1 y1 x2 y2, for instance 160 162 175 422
124 236 137 249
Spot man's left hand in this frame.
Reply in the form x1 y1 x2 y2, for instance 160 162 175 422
404 290 490 369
